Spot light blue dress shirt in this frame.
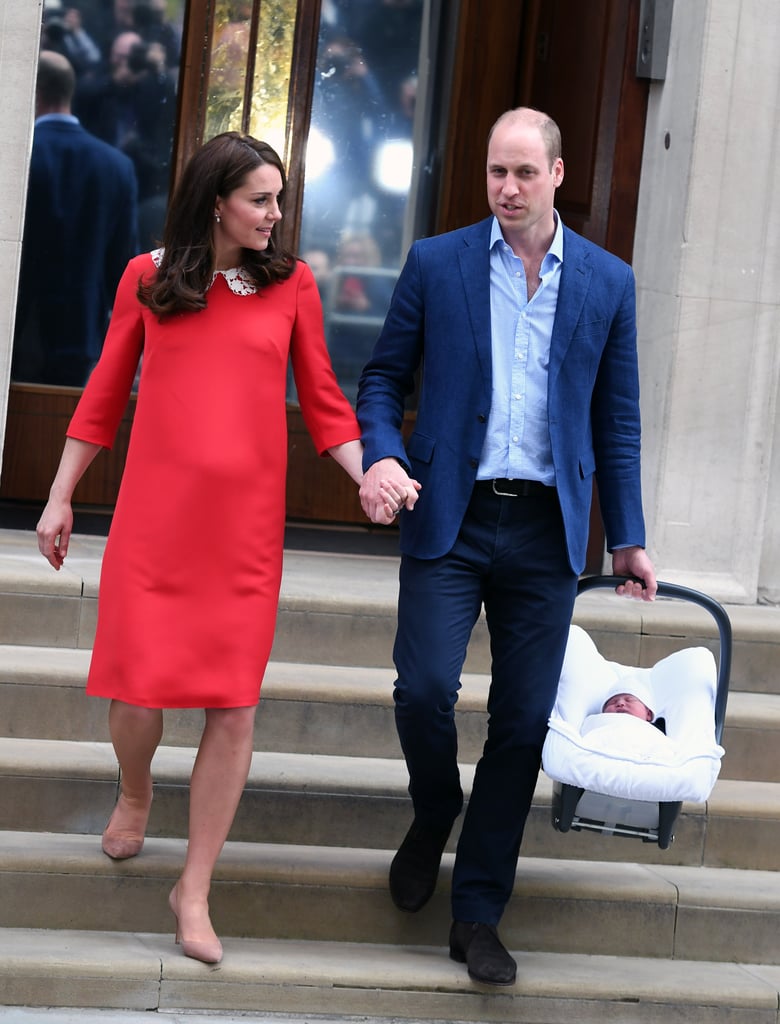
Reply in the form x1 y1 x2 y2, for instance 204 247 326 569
477 212 564 485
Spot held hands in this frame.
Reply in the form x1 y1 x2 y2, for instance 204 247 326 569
359 457 421 525
37 498 74 570
612 546 658 602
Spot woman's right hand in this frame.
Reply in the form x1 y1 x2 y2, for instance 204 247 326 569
35 437 103 570
37 497 74 570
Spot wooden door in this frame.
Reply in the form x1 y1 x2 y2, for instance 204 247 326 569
438 0 648 570
521 0 650 569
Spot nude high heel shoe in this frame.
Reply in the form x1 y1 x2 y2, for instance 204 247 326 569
168 885 223 964
101 791 152 860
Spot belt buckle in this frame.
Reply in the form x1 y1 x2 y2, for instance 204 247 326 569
492 479 518 498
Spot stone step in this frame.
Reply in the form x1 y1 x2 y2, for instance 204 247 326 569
4 735 780 871
1 737 779 871
2 929 780 1024
2 646 779 785
0 831 778 967
3 526 780 1024
2 528 780 693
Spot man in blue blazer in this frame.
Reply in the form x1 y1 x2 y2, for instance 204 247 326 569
13 51 138 387
357 108 657 986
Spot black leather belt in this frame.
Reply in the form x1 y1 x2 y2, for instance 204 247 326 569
475 478 553 497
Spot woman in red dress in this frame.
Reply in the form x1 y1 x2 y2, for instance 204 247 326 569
36 133 366 964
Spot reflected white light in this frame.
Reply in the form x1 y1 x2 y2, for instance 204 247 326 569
373 139 413 195
304 127 336 181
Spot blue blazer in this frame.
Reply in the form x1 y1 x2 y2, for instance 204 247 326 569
357 217 647 575
14 119 139 376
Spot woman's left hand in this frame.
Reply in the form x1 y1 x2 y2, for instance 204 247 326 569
378 480 418 522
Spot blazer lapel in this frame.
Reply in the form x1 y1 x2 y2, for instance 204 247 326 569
457 219 493 392
548 228 593 388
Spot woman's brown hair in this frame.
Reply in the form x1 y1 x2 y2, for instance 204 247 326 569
138 132 296 317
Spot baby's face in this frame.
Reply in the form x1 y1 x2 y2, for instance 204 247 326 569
602 693 653 721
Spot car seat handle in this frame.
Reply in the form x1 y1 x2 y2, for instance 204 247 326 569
576 575 732 742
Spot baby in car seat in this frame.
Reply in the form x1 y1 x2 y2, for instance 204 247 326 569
580 677 670 759
601 686 653 721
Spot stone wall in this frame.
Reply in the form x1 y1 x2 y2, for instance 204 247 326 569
633 0 780 603
0 1 40 462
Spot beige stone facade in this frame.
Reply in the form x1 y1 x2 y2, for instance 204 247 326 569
0 0 41 437
633 0 780 603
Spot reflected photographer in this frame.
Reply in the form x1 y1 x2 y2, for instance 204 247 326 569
76 27 177 245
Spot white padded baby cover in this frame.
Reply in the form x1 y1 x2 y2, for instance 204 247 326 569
541 625 725 803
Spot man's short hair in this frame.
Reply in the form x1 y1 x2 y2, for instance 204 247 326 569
37 51 76 108
488 107 562 170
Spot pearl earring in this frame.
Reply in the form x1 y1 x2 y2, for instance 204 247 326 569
214 213 221 223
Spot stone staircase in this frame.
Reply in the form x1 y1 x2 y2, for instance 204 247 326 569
1 526 780 1022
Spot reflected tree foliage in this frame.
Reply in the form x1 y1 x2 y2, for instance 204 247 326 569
250 0 296 151
206 0 252 136
206 0 295 151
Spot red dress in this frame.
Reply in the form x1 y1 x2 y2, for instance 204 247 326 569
68 253 360 708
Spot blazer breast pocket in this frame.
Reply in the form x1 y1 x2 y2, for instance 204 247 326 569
573 318 608 340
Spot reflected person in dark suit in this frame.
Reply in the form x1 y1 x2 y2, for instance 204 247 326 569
13 51 139 387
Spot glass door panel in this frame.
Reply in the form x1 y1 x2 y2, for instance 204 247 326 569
295 1 426 405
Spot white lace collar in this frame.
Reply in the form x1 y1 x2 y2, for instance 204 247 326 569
150 248 257 295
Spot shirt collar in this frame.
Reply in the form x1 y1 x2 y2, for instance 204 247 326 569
489 210 564 264
150 248 258 295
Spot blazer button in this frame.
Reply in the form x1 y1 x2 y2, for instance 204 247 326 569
469 458 478 469
477 414 486 423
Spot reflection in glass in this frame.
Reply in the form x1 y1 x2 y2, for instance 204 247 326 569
249 0 296 155
206 0 252 137
296 1 424 406
205 0 295 155
12 0 185 389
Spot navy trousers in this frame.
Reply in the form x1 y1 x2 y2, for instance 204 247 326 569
392 484 578 924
